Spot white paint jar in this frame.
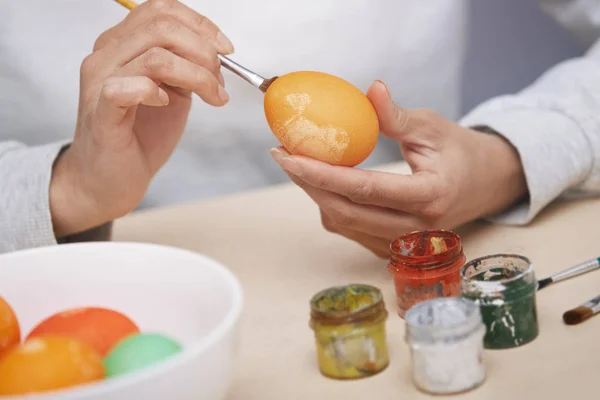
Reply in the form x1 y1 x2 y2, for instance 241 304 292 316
405 297 486 395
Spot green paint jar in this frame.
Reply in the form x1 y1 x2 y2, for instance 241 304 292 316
460 254 538 349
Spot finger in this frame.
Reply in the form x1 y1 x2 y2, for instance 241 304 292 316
366 80 446 146
92 14 220 79
308 185 422 240
116 47 228 106
273 147 423 243
321 211 391 258
271 147 439 212
95 0 234 55
95 76 169 143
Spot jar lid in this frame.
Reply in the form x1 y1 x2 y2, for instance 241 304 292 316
310 284 387 326
389 230 463 271
405 297 483 343
460 254 536 299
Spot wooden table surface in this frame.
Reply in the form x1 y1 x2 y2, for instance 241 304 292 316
114 162 600 400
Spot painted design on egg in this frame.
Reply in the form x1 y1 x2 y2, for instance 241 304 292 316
271 93 350 163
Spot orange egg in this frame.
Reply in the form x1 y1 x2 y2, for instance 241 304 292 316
27 307 139 357
0 296 21 357
264 71 379 166
0 336 104 395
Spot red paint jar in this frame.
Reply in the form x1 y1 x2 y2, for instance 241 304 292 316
388 230 466 318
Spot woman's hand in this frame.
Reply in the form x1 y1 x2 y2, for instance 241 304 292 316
271 81 527 258
50 0 234 237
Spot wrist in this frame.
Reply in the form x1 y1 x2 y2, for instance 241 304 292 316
471 128 528 217
49 148 106 238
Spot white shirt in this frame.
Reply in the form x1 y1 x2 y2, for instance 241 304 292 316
3 0 600 253
0 0 468 207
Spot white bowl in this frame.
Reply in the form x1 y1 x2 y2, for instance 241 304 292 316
0 242 243 399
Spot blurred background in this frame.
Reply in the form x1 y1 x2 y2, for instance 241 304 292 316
462 0 582 114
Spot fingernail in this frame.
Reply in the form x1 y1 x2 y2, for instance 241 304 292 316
270 147 283 163
376 80 391 98
158 88 170 105
270 148 302 176
218 85 229 104
218 71 225 87
217 31 235 54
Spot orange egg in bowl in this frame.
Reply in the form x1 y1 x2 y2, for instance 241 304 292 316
264 71 379 167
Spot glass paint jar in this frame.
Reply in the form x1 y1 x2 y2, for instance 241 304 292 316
309 284 389 379
388 230 466 318
405 297 486 395
461 254 539 349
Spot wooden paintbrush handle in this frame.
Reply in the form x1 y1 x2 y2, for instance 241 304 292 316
115 0 138 11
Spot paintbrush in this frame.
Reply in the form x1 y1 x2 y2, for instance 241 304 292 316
563 294 600 325
536 257 600 291
113 0 278 92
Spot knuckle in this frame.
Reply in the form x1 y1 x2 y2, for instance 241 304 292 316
149 0 177 12
146 14 180 35
320 212 337 233
310 173 328 190
346 184 372 204
328 205 357 228
194 70 214 93
100 82 119 102
194 13 211 30
394 105 410 131
80 54 97 78
142 47 173 74
345 179 381 204
93 33 110 51
421 198 450 220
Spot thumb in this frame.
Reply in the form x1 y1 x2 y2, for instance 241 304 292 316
94 76 169 146
367 80 443 145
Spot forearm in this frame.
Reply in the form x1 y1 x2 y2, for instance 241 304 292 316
461 40 600 224
0 141 112 254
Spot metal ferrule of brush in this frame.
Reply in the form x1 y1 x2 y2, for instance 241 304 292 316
218 55 266 89
551 258 600 282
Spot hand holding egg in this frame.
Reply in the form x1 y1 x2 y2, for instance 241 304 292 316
271 80 528 257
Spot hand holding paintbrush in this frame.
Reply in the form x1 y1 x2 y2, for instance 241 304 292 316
48 0 233 238
115 0 278 92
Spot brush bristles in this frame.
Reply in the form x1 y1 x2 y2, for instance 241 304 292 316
563 306 593 325
259 77 278 93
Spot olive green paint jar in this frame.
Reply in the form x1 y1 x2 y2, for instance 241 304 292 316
460 254 539 349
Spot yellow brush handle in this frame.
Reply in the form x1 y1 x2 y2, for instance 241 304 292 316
114 0 138 10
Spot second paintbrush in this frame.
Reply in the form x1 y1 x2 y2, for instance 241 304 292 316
537 257 600 290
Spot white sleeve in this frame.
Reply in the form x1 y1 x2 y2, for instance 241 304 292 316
0 141 112 254
0 141 65 252
461 39 600 224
